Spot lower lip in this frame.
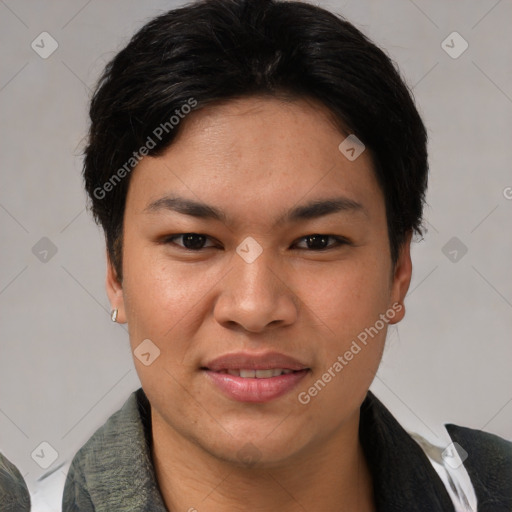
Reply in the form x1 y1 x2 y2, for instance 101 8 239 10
203 369 309 403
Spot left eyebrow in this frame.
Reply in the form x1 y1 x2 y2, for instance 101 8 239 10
143 195 367 226
282 197 367 225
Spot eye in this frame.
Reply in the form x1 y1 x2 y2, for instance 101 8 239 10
163 233 217 251
294 234 349 251
162 233 349 252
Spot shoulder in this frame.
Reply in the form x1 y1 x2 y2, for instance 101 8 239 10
68 389 143 471
446 423 512 511
62 389 150 511
0 453 31 512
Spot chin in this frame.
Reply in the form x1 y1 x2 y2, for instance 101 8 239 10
205 430 308 469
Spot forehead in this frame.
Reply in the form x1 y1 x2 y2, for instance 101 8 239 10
166 95 351 170
126 96 383 223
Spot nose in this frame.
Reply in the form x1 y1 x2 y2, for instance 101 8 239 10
213 248 299 333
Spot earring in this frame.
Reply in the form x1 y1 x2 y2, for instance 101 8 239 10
111 309 118 322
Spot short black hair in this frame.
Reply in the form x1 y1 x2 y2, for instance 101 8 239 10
83 0 428 280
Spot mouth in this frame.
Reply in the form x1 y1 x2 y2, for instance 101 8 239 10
203 350 309 372
202 368 303 378
202 368 310 403
201 351 310 402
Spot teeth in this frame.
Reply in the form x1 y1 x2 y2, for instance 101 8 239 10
221 369 295 378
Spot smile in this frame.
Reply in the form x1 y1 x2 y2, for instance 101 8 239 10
214 368 296 378
203 368 309 402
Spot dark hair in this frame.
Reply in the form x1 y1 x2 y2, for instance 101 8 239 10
83 0 428 280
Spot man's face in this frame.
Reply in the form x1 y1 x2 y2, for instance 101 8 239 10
107 96 411 466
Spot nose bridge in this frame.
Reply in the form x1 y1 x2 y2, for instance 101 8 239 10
231 247 281 313
236 245 274 292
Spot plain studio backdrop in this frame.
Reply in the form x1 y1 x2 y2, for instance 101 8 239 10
1 0 511 508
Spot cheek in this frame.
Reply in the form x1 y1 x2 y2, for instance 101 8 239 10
296 254 392 395
121 243 207 342
296 263 390 415
124 275 201 338
300 256 392 336
121 254 209 400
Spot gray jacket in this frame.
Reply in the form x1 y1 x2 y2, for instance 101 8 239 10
62 388 512 511
0 452 31 512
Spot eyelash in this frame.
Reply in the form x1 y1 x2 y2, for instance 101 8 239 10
161 233 350 251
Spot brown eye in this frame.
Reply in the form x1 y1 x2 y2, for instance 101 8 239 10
295 235 349 251
165 233 215 250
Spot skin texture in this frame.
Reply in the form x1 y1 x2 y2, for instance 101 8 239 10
106 96 412 511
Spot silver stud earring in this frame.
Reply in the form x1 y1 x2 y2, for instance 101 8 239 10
111 309 118 322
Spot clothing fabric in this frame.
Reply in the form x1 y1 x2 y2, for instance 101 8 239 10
0 452 31 512
62 388 512 511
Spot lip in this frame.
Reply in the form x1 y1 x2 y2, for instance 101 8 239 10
203 351 309 372
201 351 310 403
203 369 309 403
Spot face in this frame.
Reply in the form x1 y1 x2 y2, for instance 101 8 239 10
107 96 411 467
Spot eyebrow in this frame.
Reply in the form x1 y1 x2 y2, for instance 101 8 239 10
144 195 367 225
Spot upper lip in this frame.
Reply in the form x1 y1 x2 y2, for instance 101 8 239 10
203 351 309 372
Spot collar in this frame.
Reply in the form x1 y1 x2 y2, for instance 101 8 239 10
69 388 456 510
137 388 455 511
358 391 455 511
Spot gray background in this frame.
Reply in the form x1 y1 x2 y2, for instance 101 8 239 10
1 0 511 508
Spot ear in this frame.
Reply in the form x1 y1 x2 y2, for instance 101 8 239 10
388 231 413 325
106 252 127 324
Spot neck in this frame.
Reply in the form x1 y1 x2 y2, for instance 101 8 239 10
151 409 374 512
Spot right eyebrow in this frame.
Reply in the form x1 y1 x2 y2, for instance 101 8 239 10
144 196 227 223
